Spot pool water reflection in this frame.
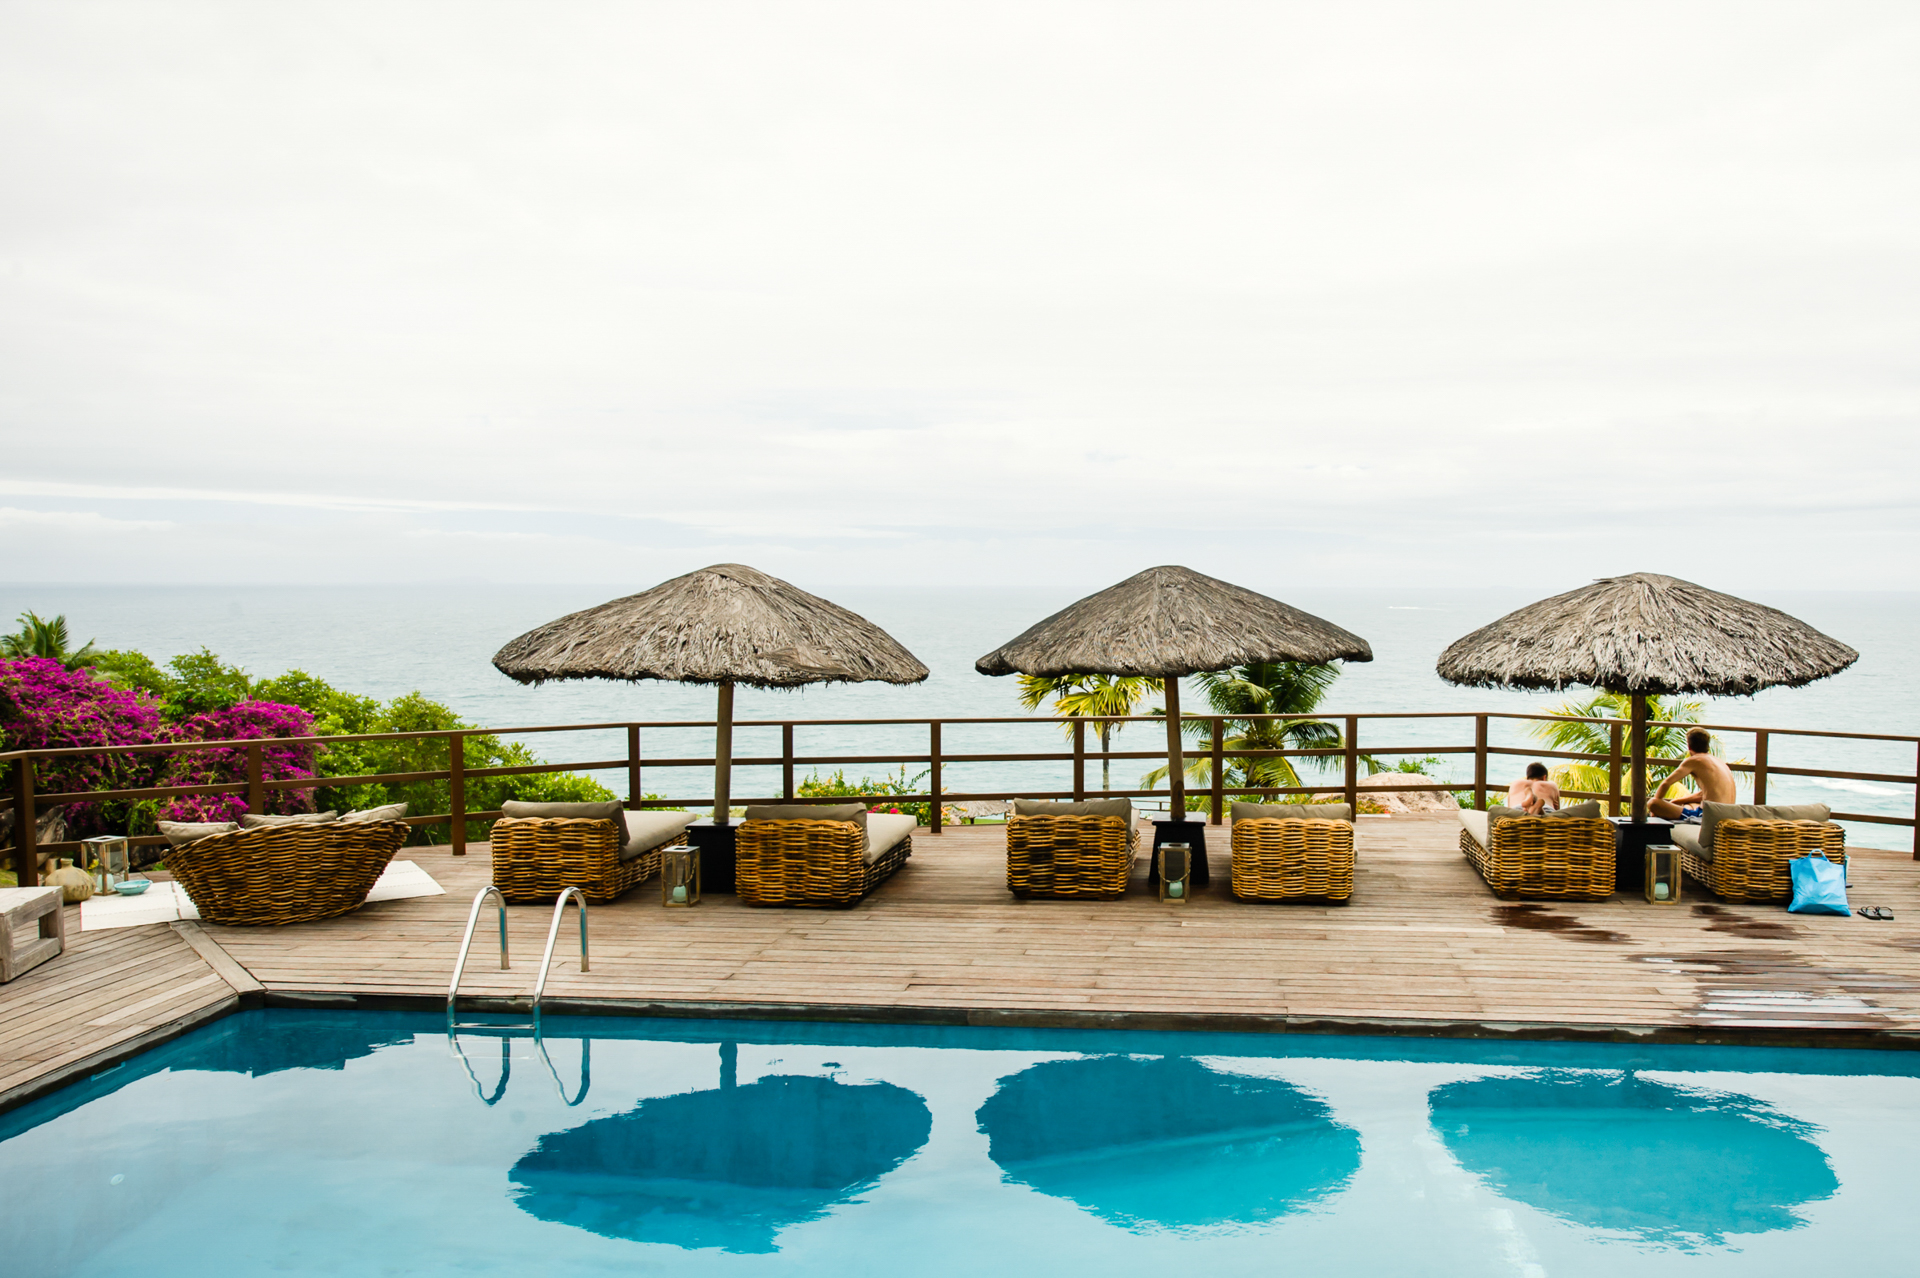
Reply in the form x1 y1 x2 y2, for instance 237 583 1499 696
2 1011 1917 1278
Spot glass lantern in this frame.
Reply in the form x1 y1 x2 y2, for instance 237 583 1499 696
1644 843 1682 904
662 844 701 907
1157 842 1192 902
81 835 131 895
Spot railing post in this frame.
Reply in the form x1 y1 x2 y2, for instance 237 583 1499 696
1344 716 1360 817
12 757 37 888
450 731 467 856
1209 716 1225 825
928 721 943 835
627 724 641 808
1912 741 1919 862
246 743 264 815
1607 722 1623 817
1752 730 1768 805
1072 719 1085 802
782 724 795 800
1473 715 1488 810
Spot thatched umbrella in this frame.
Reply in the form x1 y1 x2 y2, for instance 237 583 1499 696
1436 573 1857 820
975 566 1373 820
493 564 928 824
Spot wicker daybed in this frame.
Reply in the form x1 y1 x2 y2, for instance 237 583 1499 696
1456 801 1615 900
1006 798 1136 899
163 818 411 927
733 803 916 908
1229 802 1355 903
490 800 694 903
1670 802 1846 903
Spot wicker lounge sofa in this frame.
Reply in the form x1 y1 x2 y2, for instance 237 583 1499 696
1670 801 1845 902
162 817 411 926
1229 801 1356 903
733 803 916 908
1456 801 1615 900
490 800 695 903
1006 798 1136 899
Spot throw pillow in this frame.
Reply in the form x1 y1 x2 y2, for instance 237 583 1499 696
239 811 340 829
1232 801 1353 823
157 820 240 847
500 799 630 850
340 802 410 824
1699 801 1831 853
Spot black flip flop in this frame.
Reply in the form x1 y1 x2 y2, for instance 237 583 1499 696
1878 907 1896 921
1857 907 1876 920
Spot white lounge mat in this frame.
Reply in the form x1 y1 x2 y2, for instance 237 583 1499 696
80 859 445 931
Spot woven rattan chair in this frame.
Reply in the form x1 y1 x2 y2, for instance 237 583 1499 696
735 813 914 908
164 821 410 926
1006 812 1135 899
491 814 687 903
1457 810 1615 900
1677 819 1846 903
1230 818 1355 902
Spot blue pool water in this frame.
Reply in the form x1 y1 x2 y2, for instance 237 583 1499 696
4 1012 1919 1277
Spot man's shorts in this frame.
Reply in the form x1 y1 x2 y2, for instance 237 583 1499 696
1677 805 1704 824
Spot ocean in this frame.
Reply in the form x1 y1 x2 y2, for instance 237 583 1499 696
3 584 1914 847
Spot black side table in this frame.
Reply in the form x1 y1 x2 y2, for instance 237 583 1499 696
686 821 738 894
1606 817 1675 893
1149 820 1211 888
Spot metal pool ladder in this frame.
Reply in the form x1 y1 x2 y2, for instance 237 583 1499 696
446 885 592 1104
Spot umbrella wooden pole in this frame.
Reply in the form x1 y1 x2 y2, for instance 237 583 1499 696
714 680 735 825
1165 678 1187 820
1630 692 1649 823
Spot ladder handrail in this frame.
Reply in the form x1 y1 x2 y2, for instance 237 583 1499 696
531 887 589 1017
447 884 509 1020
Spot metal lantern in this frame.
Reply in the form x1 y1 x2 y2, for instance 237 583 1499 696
662 844 701 907
81 835 131 896
1644 843 1682 904
1157 842 1192 902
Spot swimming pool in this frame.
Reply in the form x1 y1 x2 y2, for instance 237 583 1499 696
3 1011 1917 1277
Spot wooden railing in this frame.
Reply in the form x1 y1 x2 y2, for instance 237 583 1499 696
3 711 1916 885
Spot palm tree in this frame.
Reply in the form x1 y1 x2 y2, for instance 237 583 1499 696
1528 691 1737 802
0 612 98 670
1018 673 1162 791
1142 661 1345 796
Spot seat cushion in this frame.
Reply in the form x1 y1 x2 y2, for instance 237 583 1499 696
1671 824 1703 857
501 799 629 850
1699 801 1831 853
864 813 917 864
622 809 695 861
339 802 409 824
1459 809 1491 851
239 811 340 829
157 820 240 847
1012 798 1132 821
1232 801 1353 823
742 803 868 837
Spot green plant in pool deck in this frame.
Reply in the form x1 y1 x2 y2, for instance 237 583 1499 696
1 612 98 670
798 766 944 825
1017 673 1162 792
1142 662 1349 801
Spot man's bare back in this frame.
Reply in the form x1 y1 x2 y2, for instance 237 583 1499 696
1650 730 1736 820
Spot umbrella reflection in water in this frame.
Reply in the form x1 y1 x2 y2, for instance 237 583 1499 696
977 1056 1361 1232
1431 1070 1838 1245
511 1044 932 1253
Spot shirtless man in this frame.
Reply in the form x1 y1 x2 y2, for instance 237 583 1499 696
1649 729 1736 821
1508 762 1560 814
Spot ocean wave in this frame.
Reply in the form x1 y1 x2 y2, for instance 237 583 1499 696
1798 777 1905 798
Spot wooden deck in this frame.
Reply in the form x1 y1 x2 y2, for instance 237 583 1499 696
5 814 1918 1110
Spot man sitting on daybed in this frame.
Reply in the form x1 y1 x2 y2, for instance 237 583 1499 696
1648 728 1736 822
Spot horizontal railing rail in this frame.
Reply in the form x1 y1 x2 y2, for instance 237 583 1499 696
4 709 1916 885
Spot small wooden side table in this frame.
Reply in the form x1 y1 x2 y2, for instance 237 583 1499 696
0 886 66 983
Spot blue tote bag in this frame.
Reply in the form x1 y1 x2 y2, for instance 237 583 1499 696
1787 853 1850 916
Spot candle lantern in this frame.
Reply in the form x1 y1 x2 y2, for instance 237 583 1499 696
661 844 701 907
1157 842 1192 902
1644 843 1682 904
81 835 131 896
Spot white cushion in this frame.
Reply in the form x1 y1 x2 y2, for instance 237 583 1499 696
623 809 695 861
1671 824 1702 854
1458 809 1491 851
864 814 917 864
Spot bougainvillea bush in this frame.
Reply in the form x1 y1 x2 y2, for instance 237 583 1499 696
0 657 163 835
158 700 320 823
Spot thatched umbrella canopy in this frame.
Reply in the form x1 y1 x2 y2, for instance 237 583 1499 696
976 566 1372 819
1437 573 1856 819
494 564 928 821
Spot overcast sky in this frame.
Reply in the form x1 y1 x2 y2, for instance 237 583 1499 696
2 2 1916 593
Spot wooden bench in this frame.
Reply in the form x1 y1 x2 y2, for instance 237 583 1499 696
0 886 65 982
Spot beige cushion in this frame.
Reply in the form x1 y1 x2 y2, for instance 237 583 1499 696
864 813 917 864
157 820 240 847
1459 809 1491 851
621 809 696 862
239 811 340 829
1549 800 1603 819
742 803 868 837
1699 801 1831 854
1011 798 1132 822
500 800 628 850
339 803 409 824
1232 801 1353 823
1671 824 1702 855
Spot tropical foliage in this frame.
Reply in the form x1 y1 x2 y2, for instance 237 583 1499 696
1 612 98 670
1142 661 1347 803
797 765 942 825
1527 691 1735 801
1017 673 1161 791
